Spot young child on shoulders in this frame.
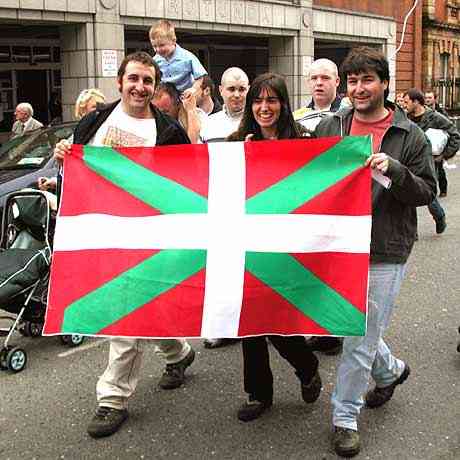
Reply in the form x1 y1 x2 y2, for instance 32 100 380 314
150 20 207 97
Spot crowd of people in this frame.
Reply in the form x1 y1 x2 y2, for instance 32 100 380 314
36 18 455 458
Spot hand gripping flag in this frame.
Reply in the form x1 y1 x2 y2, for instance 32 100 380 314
43 136 372 339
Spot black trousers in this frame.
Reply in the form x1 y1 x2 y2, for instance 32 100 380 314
242 335 319 402
435 160 447 194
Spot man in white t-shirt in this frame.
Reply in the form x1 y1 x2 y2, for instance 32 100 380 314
54 52 194 439
200 67 249 143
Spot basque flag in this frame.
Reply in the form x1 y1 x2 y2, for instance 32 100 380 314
43 136 372 338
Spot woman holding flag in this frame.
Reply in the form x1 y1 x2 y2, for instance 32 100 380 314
227 73 322 422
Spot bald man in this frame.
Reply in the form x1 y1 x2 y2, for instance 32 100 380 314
294 58 341 131
200 67 249 143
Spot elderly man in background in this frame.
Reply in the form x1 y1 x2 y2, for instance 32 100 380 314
11 103 43 138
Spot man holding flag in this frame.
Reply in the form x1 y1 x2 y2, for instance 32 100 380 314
53 51 195 439
314 47 436 457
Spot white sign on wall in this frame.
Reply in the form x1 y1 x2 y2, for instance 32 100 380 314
102 50 118 77
302 56 313 76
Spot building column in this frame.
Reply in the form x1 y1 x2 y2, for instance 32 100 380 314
60 0 124 121
268 1 313 110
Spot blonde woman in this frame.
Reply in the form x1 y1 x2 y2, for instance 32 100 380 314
38 89 105 191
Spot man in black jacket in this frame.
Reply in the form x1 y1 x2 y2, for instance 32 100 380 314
314 47 436 458
424 90 449 118
404 88 459 216
54 52 195 439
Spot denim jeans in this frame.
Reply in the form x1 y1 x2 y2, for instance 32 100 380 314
428 197 445 221
331 263 407 431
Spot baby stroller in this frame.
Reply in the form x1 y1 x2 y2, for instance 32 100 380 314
0 190 84 372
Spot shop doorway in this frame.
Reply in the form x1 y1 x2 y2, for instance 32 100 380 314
16 70 48 124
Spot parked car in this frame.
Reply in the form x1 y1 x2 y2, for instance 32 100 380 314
0 122 76 216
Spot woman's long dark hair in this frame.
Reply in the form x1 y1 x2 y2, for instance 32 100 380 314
227 73 302 141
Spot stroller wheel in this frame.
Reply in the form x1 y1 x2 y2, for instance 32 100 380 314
60 335 84 347
68 335 85 347
6 347 27 372
23 321 43 338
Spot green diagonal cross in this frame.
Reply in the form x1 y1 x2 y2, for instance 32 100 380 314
84 145 208 214
62 249 207 334
246 136 371 214
245 136 371 335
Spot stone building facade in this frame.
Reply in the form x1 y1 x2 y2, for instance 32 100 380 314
422 0 460 111
0 0 408 130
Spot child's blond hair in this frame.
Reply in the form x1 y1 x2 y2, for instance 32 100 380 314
149 19 176 42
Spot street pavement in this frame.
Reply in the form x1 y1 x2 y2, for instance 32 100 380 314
1 164 459 460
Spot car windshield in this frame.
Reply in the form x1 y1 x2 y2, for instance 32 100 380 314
0 125 74 170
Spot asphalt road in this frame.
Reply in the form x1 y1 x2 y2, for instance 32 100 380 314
1 164 459 460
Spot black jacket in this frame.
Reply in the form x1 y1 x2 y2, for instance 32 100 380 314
57 101 190 201
314 102 437 264
434 103 449 118
73 100 190 146
409 107 460 160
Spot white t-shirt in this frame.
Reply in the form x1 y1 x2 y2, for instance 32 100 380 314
200 107 242 142
91 102 157 147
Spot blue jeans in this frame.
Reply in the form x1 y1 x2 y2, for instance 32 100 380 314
331 263 407 431
428 197 445 221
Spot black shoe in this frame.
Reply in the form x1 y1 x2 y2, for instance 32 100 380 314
87 406 128 438
300 370 322 403
435 216 447 234
203 338 240 349
305 336 343 355
439 192 447 198
158 348 195 390
237 396 272 422
365 364 411 408
333 426 361 458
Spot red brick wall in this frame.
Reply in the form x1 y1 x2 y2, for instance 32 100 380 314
313 0 394 16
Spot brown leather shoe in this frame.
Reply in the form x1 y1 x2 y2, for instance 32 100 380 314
158 348 195 390
365 364 411 408
333 426 360 458
87 406 128 438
